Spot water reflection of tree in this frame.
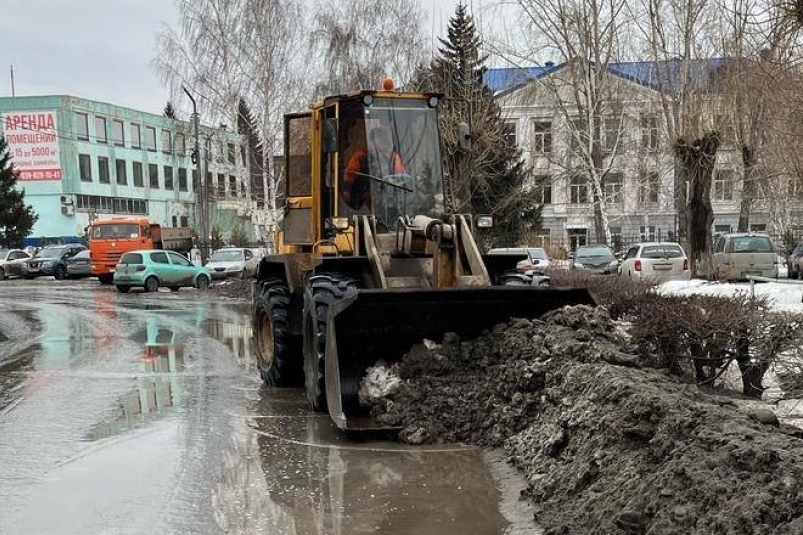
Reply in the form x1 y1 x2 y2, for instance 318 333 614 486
250 415 506 534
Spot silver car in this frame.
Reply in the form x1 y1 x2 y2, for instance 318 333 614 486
205 248 259 279
712 233 777 281
0 249 32 280
619 242 691 283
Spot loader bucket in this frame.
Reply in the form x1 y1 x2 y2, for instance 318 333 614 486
324 286 596 431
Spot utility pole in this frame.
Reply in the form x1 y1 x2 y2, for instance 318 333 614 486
10 65 15 97
182 86 207 261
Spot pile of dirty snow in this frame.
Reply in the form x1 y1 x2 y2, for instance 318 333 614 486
206 279 252 300
369 305 803 534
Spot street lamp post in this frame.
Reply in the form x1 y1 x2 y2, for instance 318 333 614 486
182 87 208 261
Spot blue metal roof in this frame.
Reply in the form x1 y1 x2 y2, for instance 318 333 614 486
484 58 729 95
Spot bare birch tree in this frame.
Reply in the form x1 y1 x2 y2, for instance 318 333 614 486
513 0 633 246
154 0 308 235
308 0 428 96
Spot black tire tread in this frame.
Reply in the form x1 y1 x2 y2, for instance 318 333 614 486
255 278 301 386
303 273 359 412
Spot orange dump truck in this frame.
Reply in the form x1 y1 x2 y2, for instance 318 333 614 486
89 217 193 283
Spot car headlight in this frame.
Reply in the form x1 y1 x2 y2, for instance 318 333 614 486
609 260 618 266
42 260 54 266
573 262 584 269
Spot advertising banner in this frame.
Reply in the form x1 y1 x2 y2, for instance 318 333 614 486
2 111 62 181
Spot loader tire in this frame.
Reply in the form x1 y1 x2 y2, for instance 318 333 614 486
303 273 359 413
254 278 301 386
497 270 534 286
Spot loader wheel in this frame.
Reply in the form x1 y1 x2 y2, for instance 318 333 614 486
254 279 300 386
497 270 534 286
303 273 359 412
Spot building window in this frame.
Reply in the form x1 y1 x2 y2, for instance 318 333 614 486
116 159 127 185
79 154 92 182
180 215 189 227
145 126 157 151
176 133 186 156
570 119 588 152
131 123 141 149
217 174 226 198
712 170 734 202
229 175 237 198
640 225 658 242
570 175 589 204
750 223 767 232
162 129 172 154
228 143 236 165
164 165 174 190
604 172 623 204
639 171 660 204
610 226 623 250
133 162 144 187
98 156 110 184
149 163 159 189
112 120 125 146
95 116 108 144
532 121 552 153
533 175 552 204
178 168 188 191
76 194 148 215
715 224 733 234
76 113 89 141
604 117 621 153
640 115 659 150
172 215 178 227
502 122 517 147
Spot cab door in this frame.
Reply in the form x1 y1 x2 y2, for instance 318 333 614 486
282 112 314 246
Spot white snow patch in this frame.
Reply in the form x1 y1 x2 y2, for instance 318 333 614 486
658 278 803 313
423 339 440 350
359 361 402 407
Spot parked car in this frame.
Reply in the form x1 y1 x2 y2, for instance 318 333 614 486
0 249 32 280
571 245 618 274
787 242 803 279
22 244 87 280
65 249 93 278
114 250 211 293
619 242 691 283
486 247 551 272
205 247 259 279
712 232 777 281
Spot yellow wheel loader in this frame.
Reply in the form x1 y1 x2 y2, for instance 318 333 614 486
253 83 595 431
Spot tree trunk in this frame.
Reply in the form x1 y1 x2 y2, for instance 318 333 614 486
676 133 719 276
737 145 756 232
734 327 765 398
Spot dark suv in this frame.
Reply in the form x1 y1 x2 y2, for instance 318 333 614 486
23 244 87 280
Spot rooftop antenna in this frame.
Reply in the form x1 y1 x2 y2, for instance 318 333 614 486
10 65 15 97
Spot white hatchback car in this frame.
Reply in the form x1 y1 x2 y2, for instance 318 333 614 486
619 242 691 283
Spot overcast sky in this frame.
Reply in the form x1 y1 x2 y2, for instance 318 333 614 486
0 0 504 116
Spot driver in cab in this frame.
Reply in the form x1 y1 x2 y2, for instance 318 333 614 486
343 128 406 210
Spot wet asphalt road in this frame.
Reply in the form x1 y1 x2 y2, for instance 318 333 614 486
0 279 539 535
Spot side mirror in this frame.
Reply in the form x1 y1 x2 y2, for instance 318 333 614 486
323 118 338 154
458 122 472 151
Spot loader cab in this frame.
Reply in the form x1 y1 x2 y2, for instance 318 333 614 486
281 91 446 254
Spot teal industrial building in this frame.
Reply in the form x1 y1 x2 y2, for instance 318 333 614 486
0 95 260 246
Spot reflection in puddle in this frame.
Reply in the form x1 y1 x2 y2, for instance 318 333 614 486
85 376 178 441
210 391 514 535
